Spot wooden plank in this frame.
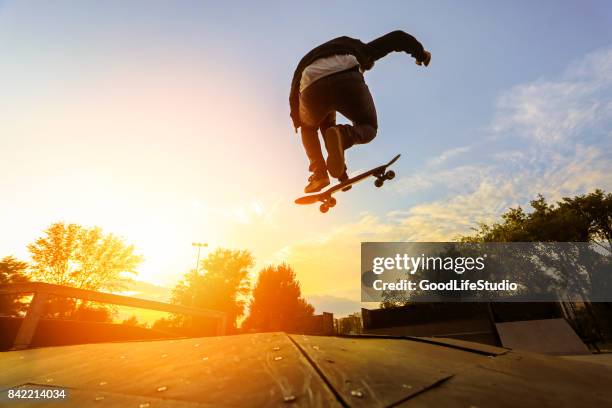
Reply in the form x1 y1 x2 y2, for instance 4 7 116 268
0 333 341 408
561 353 612 367
290 334 491 408
416 336 508 356
341 333 508 356
401 351 612 408
3 332 611 407
496 318 590 355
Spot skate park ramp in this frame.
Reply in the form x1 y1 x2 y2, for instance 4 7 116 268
1 332 611 407
495 318 591 355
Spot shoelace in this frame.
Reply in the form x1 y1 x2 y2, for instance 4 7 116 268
308 173 326 182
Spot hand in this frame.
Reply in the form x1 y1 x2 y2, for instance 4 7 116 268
416 50 431 67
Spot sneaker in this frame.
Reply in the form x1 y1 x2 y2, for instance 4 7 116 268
338 169 352 192
304 172 330 194
324 127 345 178
416 50 431 67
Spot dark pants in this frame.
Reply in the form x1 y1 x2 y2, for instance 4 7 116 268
299 69 378 174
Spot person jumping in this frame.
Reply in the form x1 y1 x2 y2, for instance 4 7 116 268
290 30 431 193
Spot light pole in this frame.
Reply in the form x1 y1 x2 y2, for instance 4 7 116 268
192 242 208 273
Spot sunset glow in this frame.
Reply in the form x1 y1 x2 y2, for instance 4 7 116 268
1 1 611 316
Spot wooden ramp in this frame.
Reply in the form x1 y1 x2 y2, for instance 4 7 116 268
1 333 611 407
495 318 591 355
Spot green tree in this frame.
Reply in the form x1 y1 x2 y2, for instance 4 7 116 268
171 248 253 332
0 256 30 316
242 264 314 332
460 189 612 344
461 190 611 248
558 189 612 251
459 191 611 297
28 222 142 291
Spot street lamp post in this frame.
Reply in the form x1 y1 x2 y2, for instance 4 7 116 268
192 242 208 273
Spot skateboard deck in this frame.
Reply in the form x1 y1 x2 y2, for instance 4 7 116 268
295 154 401 213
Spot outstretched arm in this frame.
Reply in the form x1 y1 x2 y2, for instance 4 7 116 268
367 30 430 66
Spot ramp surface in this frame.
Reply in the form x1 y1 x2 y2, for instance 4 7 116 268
0 332 610 407
496 318 590 355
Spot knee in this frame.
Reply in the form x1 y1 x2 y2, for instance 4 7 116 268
301 126 318 139
363 125 377 143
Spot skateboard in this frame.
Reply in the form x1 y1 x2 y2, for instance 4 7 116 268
295 154 401 213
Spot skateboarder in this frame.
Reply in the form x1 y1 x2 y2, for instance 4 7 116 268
290 30 431 193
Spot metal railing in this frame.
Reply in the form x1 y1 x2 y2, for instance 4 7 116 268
0 282 227 350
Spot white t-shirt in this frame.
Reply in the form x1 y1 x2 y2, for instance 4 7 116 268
300 54 360 92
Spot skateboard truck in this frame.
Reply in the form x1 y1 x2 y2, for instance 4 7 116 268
319 196 336 213
374 169 395 188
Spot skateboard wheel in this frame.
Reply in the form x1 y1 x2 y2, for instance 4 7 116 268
385 170 395 180
328 197 337 207
374 178 384 188
319 204 329 213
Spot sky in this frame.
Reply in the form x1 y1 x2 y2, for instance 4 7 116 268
1 1 611 316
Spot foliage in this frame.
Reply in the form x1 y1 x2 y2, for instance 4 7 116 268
459 189 612 343
122 315 147 327
170 248 254 332
242 263 314 332
381 190 612 310
73 303 115 322
337 313 362 335
27 222 142 291
458 189 612 298
0 256 30 316
460 189 611 248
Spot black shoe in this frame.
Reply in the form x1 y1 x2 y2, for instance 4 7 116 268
324 127 345 178
304 172 330 194
338 169 352 192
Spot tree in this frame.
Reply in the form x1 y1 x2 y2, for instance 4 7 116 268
460 189 612 344
242 264 314 332
171 248 253 332
459 191 611 296
461 190 611 248
27 222 142 291
122 315 147 327
0 256 30 316
558 189 612 252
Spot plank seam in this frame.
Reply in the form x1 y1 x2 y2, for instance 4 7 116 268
386 374 454 408
286 334 350 408
335 334 510 357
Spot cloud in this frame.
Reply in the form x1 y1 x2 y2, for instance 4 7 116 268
281 47 612 311
393 164 490 195
427 145 472 166
492 47 612 144
394 46 612 203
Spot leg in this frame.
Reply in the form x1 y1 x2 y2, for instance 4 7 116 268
333 72 378 149
320 112 349 183
318 71 377 177
300 125 326 174
300 86 335 175
301 126 330 193
298 83 336 192
318 111 337 136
